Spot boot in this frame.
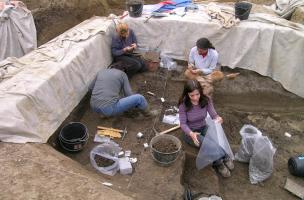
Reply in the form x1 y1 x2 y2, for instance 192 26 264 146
224 158 234 171
217 163 231 178
140 107 159 118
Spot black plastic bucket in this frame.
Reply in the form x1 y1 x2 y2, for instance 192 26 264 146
288 155 304 177
126 0 143 17
235 2 252 20
59 122 89 152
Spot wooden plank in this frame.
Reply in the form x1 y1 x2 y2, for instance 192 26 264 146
284 177 304 199
97 126 123 133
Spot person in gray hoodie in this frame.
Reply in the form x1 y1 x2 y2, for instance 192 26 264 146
90 68 155 117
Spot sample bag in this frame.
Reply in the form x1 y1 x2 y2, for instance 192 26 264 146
196 116 234 170
90 142 121 176
235 125 262 162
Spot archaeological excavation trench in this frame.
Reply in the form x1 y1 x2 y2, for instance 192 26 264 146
1 0 304 199
47 65 304 199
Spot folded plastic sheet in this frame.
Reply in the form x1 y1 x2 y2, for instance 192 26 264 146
0 2 37 61
196 116 234 170
0 17 114 143
125 4 304 98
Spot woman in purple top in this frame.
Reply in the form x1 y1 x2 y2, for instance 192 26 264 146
111 23 146 78
178 80 234 177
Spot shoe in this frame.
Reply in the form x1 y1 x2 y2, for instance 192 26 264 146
224 158 234 171
140 108 160 118
99 114 109 119
217 163 231 178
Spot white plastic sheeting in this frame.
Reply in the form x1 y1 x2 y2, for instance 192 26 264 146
0 2 37 61
270 0 304 19
125 4 304 98
0 17 114 143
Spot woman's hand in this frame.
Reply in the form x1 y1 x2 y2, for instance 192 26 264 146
189 132 200 147
188 63 194 69
123 46 133 52
215 116 223 124
131 43 137 49
191 69 200 74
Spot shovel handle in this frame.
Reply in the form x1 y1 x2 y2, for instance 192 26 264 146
159 125 180 135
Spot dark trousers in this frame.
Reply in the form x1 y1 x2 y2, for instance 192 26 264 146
113 55 147 78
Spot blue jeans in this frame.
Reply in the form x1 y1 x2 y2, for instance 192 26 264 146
184 126 228 166
94 94 148 116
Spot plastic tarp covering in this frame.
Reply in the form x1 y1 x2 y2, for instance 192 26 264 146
196 116 234 170
0 2 37 61
0 16 114 143
269 0 304 19
125 4 304 98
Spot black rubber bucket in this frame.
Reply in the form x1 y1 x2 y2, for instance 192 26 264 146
126 0 143 17
288 155 304 177
59 122 89 152
235 2 252 20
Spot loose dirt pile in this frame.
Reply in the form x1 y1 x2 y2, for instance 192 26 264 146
94 154 115 167
152 139 179 153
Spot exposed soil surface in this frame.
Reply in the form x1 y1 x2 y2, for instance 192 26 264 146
49 65 304 200
27 0 304 199
152 139 179 153
94 154 115 167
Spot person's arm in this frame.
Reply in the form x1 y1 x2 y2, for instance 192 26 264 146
206 98 218 119
88 75 97 91
188 48 195 67
179 104 192 135
111 36 125 57
207 98 223 123
121 72 133 96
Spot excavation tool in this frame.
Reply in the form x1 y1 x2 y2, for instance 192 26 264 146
144 12 169 23
97 126 127 140
153 125 180 136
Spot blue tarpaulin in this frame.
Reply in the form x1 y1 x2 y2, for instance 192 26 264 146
156 0 192 12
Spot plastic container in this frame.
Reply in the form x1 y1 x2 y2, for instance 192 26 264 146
126 0 143 17
59 122 89 152
288 155 304 177
235 2 252 20
90 143 121 176
150 134 181 166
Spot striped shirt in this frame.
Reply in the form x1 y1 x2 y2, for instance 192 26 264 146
179 99 218 135
189 46 219 75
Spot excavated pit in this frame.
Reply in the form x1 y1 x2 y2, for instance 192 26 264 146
19 0 304 199
48 66 304 200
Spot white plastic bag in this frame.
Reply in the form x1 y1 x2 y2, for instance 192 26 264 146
196 116 234 170
160 56 177 71
249 136 276 184
235 125 262 162
90 142 121 176
235 124 276 184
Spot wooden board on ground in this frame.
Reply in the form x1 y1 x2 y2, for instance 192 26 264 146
284 177 304 199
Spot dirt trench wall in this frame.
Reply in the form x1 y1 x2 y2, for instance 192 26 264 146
24 0 121 45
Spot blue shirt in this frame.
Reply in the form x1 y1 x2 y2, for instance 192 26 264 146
111 29 137 57
189 46 219 75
